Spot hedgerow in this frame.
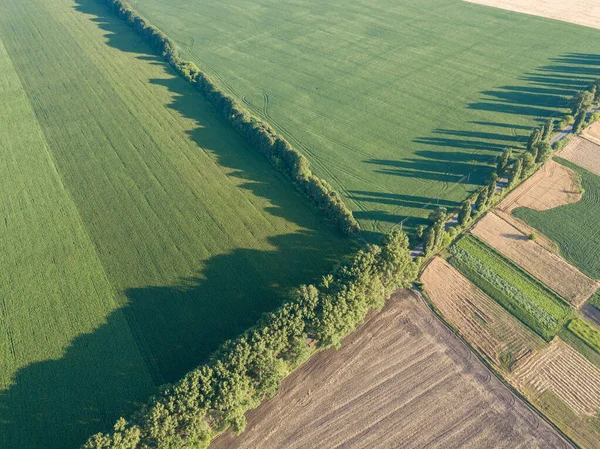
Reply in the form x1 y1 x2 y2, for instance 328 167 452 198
83 229 418 448
96 0 359 236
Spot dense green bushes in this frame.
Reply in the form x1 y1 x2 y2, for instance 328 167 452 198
83 229 418 448
96 0 359 236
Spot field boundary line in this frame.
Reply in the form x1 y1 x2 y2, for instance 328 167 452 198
414 287 578 449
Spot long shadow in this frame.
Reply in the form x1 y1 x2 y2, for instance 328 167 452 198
0 1 352 448
360 51 600 233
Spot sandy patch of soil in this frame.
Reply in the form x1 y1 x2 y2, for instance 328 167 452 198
465 0 600 30
472 213 598 307
558 135 600 176
498 159 581 214
212 290 569 449
513 339 600 416
422 257 544 369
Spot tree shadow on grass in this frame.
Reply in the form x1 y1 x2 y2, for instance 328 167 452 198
0 1 353 448
360 52 600 235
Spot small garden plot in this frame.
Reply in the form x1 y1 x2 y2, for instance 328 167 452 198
450 235 571 340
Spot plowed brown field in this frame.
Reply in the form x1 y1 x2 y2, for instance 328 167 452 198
471 213 597 307
212 290 570 449
558 136 600 176
464 0 600 30
514 339 600 416
498 159 581 214
422 257 544 369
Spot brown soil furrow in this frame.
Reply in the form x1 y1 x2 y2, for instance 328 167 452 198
212 290 569 448
514 339 600 416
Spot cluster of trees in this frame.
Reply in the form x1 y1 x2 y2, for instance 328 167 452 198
97 0 360 236
83 229 419 449
571 78 600 134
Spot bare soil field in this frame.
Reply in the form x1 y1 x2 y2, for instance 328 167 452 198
514 339 600 416
422 258 544 369
498 160 581 215
583 121 600 144
471 213 598 307
212 290 569 449
558 136 600 176
465 0 600 30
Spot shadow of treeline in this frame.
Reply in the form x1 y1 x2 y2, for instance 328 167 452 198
0 1 352 448
362 52 600 234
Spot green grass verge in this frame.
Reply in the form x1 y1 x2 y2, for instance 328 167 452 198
449 235 571 340
133 0 600 237
568 318 600 354
514 159 600 279
0 0 351 447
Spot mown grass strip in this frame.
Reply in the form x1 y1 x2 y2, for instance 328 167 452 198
450 235 571 340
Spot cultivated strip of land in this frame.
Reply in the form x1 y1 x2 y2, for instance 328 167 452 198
471 212 597 307
558 135 600 176
212 290 570 449
422 257 544 369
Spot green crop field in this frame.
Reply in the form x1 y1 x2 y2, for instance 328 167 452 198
450 235 571 340
0 0 351 447
568 318 600 354
132 0 600 238
514 159 600 279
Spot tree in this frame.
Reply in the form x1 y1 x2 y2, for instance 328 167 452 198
487 173 498 198
528 140 539 162
542 119 554 141
509 158 523 186
522 152 535 175
573 109 587 134
458 199 471 226
496 148 512 175
475 187 489 212
416 224 426 240
572 90 593 116
526 127 543 153
535 141 552 164
423 226 436 256
594 78 600 104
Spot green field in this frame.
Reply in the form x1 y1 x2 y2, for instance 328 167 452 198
450 235 571 339
568 318 600 354
132 0 600 237
0 0 351 447
514 160 600 279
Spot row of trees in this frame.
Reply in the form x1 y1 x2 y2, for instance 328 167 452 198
84 229 419 449
571 78 600 134
97 0 360 236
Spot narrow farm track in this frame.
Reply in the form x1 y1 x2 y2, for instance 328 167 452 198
212 290 570 449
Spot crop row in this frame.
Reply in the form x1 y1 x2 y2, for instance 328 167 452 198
450 235 571 340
